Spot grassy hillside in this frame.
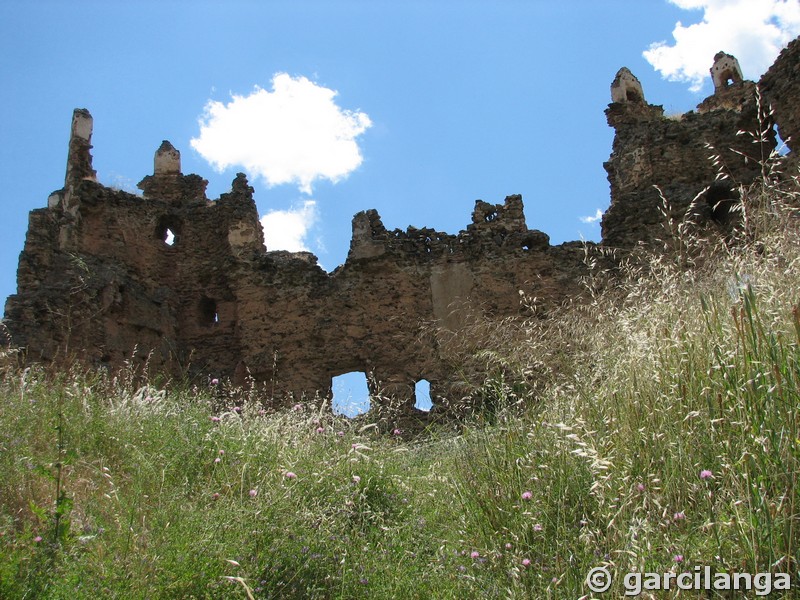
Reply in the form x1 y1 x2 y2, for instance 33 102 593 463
1 163 799 598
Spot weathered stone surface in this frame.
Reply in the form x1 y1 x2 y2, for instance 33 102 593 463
761 36 800 156
5 41 800 413
4 130 589 411
603 56 775 249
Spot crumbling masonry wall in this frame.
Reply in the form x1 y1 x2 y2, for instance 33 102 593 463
5 42 800 411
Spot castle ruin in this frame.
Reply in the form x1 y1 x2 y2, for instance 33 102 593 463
5 39 800 412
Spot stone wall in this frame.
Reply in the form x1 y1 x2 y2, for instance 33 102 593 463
5 42 800 412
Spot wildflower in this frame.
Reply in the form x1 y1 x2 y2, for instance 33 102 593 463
352 475 361 484
211 378 219 385
212 492 220 500
470 551 480 559
219 449 225 455
359 578 368 585
522 558 531 567
673 511 686 521
292 404 303 411
249 489 257 497
316 427 324 434
521 491 533 501
285 471 297 479
337 431 344 437
393 428 402 436
210 416 221 423
214 457 221 464
699 469 713 480
505 543 512 550
674 554 684 563
533 523 543 531
637 483 645 492
234 406 241 413
258 409 266 416
34 536 42 543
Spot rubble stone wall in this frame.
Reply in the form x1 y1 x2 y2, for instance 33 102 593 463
5 41 800 411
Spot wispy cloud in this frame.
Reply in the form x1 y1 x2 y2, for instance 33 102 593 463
191 74 372 194
260 200 319 252
644 0 800 92
580 209 603 224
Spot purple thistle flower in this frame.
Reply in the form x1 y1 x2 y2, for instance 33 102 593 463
521 491 533 500
522 558 531 567
285 471 297 479
700 469 713 480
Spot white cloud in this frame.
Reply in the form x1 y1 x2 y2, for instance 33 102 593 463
191 74 372 194
644 0 800 92
260 200 319 252
579 209 603 224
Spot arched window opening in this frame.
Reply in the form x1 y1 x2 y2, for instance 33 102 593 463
199 296 219 326
332 371 371 417
626 88 642 102
415 379 433 412
164 229 176 246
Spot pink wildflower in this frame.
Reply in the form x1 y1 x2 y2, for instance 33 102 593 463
674 554 684 563
210 416 221 423
533 523 543 531
470 551 480 559
352 475 361 484
249 489 257 497
211 378 219 385
393 428 402 436
700 469 713 480
337 431 345 437
234 406 241 413
285 471 297 479
34 536 42 543
505 543 512 550
316 427 324 434
673 511 686 521
214 457 221 464
637 483 645 492
521 491 533 501
522 558 531 567
212 492 220 500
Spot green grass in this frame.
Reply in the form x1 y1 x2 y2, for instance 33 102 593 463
2 172 800 597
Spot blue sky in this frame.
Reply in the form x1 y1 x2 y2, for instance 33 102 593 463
1 0 798 412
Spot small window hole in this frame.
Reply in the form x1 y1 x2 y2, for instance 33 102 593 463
332 371 371 417
414 379 432 412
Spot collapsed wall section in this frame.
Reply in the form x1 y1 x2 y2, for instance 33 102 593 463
3 122 589 410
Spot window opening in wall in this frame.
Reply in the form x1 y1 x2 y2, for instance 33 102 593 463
332 371 370 417
774 124 789 156
415 379 432 412
155 215 181 247
199 296 219 326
